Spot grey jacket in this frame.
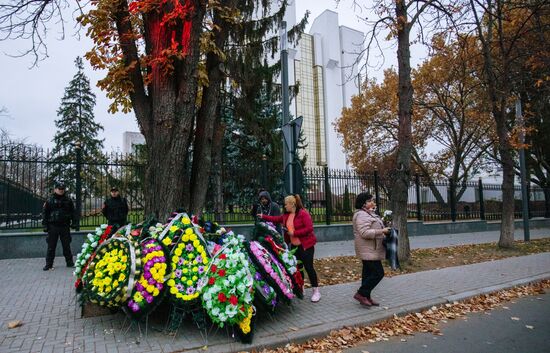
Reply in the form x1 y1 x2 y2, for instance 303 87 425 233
352 209 386 261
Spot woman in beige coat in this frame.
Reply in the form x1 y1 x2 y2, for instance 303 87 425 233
352 192 390 306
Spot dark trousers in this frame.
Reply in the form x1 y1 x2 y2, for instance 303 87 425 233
358 260 384 298
292 245 319 287
46 224 73 266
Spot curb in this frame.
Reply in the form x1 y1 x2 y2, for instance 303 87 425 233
187 272 550 353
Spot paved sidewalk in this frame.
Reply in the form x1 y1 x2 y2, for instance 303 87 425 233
315 227 550 258
0 247 548 353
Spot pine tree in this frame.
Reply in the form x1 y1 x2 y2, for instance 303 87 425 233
50 57 104 196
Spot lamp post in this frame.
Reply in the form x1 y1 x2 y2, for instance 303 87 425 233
517 98 530 241
74 141 82 231
280 21 293 194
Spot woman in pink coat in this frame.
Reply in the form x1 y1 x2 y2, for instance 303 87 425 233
260 194 321 302
352 192 390 306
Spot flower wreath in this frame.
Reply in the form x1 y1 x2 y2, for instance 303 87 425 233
263 236 304 299
200 233 255 329
246 241 294 303
82 236 141 308
252 269 277 311
253 221 286 248
126 238 170 318
166 227 210 306
155 213 193 249
74 224 114 291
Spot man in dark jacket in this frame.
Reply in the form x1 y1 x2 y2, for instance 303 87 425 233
42 182 77 271
251 190 282 233
102 187 129 227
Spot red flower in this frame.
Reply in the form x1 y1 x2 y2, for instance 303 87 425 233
229 295 238 306
211 264 217 273
218 292 227 303
208 277 215 285
240 305 245 312
219 253 227 260
218 269 226 277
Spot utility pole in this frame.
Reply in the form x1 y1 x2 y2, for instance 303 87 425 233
517 98 530 241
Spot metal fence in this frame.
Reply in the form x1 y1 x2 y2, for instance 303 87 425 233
1 145 548 230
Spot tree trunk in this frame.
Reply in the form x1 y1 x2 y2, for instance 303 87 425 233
498 134 515 247
544 187 550 218
392 0 413 262
212 119 226 223
121 1 206 220
189 3 234 216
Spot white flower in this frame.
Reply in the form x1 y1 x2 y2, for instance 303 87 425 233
211 307 220 316
226 305 238 317
228 274 236 284
203 291 212 301
237 282 246 294
205 300 212 309
384 210 392 217
87 234 94 241
100 224 107 230
244 292 252 303
85 254 91 260
218 313 227 322
91 242 98 248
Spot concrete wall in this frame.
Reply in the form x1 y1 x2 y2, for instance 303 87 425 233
2 218 549 260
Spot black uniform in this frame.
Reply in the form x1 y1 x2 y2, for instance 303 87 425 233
102 196 129 227
42 193 76 268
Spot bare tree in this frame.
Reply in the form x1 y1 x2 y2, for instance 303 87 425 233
353 0 460 261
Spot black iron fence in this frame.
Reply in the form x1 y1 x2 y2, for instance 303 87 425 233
1 145 548 230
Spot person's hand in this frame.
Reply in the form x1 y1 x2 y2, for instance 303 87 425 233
383 227 391 235
256 214 263 219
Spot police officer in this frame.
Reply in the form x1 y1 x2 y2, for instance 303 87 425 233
102 186 129 227
42 182 77 271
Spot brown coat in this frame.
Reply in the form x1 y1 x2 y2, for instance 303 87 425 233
353 209 386 261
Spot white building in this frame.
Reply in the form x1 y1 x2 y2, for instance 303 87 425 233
122 131 145 154
290 10 363 169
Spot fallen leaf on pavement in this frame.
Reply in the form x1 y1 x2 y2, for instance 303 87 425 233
525 325 534 329
511 317 520 321
7 320 22 329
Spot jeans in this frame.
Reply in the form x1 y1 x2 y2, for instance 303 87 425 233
358 260 384 298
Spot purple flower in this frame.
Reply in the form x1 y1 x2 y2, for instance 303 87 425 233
153 258 160 263
147 260 154 267
159 256 166 262
132 303 140 312
186 287 195 295
156 283 163 290
263 285 271 294
175 269 182 278
147 277 155 285
198 266 204 274
144 272 152 280
145 295 153 303
254 273 262 281
136 283 144 291
186 244 194 252
176 284 184 291
271 299 277 307
178 258 185 266
196 255 202 263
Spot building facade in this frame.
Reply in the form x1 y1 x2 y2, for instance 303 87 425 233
292 10 364 169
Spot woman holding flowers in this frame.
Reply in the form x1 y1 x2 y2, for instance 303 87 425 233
259 194 321 302
352 192 391 307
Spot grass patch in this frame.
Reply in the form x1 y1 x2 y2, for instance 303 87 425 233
314 238 550 287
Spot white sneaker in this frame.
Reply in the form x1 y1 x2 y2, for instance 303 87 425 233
311 287 321 302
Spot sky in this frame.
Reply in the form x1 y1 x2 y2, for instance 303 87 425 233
0 0 427 151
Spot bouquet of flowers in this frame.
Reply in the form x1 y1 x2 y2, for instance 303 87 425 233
74 224 114 291
126 238 169 318
167 227 210 306
383 210 393 227
200 233 255 330
246 241 294 303
82 236 141 308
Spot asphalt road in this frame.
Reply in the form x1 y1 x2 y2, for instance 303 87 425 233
344 291 550 353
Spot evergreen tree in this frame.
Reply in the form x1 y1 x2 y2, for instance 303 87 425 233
50 57 105 196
